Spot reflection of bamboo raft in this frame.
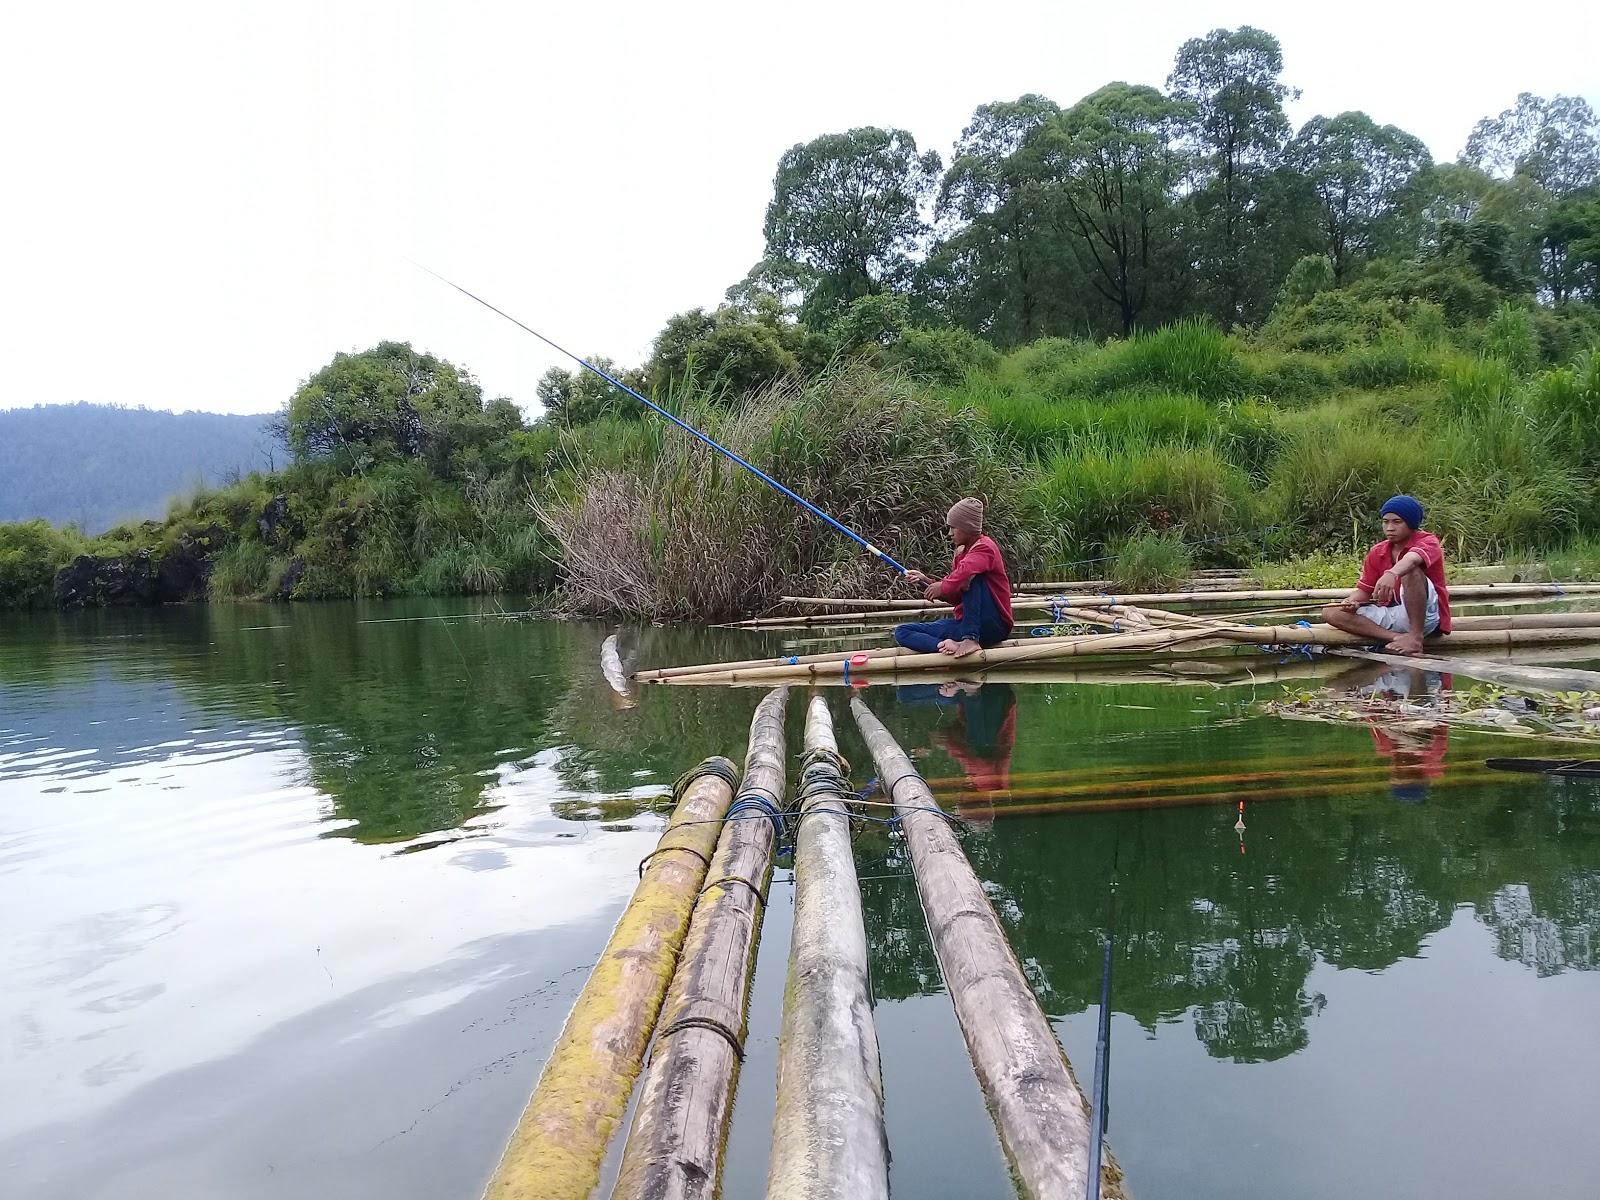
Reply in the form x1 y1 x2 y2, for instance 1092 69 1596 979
972 770 1491 818
767 696 889 1200
851 695 1127 1200
484 759 737 1200
612 688 788 1199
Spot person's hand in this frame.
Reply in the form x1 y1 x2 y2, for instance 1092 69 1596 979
923 582 944 603
903 569 929 586
1338 594 1363 612
1371 570 1398 605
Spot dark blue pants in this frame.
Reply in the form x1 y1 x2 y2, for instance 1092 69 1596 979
893 576 1011 654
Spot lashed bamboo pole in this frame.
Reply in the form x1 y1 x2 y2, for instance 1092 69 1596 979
484 758 738 1200
655 658 1349 688
655 622 1600 685
611 687 789 1200
767 695 888 1200
849 696 1125 1200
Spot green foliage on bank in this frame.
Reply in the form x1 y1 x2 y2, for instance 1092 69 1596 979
3 23 1600 614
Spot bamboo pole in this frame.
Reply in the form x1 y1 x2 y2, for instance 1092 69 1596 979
484 758 739 1200
1328 648 1600 693
849 696 1126 1200
767 695 889 1200
658 622 1600 685
1043 582 1600 606
611 687 789 1200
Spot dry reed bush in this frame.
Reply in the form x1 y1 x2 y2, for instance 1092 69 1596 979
539 365 1022 618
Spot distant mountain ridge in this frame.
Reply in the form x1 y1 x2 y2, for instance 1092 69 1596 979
0 403 279 533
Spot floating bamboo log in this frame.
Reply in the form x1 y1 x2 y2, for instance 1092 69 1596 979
484 758 738 1200
767 695 889 1200
1329 648 1600 693
611 688 789 1200
849 696 1125 1200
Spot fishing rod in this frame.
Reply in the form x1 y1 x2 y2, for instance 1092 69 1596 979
408 260 908 575
1086 836 1119 1200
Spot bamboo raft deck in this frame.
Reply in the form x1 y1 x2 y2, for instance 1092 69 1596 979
637 582 1600 692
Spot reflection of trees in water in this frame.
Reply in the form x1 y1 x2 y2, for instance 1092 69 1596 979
860 780 1600 1064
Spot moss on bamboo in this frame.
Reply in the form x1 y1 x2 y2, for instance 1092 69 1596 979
483 760 737 1200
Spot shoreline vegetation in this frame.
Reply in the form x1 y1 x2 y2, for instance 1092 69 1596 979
4 26 1599 619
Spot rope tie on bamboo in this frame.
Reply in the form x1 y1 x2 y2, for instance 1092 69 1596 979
699 872 768 908
652 1013 746 1062
726 790 784 840
636 843 713 878
670 755 740 803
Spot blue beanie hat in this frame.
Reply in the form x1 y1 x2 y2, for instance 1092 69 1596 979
1382 495 1424 530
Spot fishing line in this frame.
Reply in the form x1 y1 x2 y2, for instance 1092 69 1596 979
406 259 907 574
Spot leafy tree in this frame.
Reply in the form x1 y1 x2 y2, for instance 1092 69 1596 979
1288 112 1432 282
925 96 1074 344
1167 25 1297 326
1465 93 1600 196
286 342 518 476
535 357 647 426
1277 253 1336 309
1541 196 1600 304
1036 83 1189 336
644 302 818 402
760 127 942 324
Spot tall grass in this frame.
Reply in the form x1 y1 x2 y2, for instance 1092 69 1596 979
539 365 1022 617
1109 532 1195 591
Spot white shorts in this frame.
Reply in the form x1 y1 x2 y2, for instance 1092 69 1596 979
1358 578 1440 635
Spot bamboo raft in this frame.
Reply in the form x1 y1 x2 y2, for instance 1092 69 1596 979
639 581 1600 687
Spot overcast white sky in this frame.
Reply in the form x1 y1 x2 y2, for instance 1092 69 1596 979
1 1 1595 418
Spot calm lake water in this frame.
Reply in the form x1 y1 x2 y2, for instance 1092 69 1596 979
3 599 1598 1199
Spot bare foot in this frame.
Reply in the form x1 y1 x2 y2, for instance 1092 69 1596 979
942 638 982 658
1387 632 1424 656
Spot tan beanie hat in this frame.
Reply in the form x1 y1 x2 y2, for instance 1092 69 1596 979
947 497 984 533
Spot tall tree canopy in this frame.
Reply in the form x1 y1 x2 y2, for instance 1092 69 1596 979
1167 25 1297 326
1465 93 1600 196
760 127 942 325
923 95 1076 344
1038 83 1188 335
1289 112 1432 282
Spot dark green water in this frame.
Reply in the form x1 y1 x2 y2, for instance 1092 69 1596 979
2 600 1597 1199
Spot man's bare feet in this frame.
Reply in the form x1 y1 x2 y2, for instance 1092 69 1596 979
938 638 982 658
1387 632 1424 656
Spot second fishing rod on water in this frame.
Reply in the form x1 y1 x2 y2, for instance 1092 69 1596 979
413 262 910 576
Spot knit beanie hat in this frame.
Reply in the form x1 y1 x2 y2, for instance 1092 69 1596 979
947 497 984 533
1381 495 1424 531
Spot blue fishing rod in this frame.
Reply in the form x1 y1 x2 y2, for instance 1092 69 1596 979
409 260 908 575
1086 834 1120 1200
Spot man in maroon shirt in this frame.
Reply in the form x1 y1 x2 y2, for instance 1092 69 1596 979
1321 494 1452 656
896 497 1015 657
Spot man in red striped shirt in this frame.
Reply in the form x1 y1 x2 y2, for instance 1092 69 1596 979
896 497 1015 658
1322 494 1452 657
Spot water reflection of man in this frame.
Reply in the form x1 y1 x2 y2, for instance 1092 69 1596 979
1349 663 1451 802
1371 724 1450 802
898 681 1016 822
